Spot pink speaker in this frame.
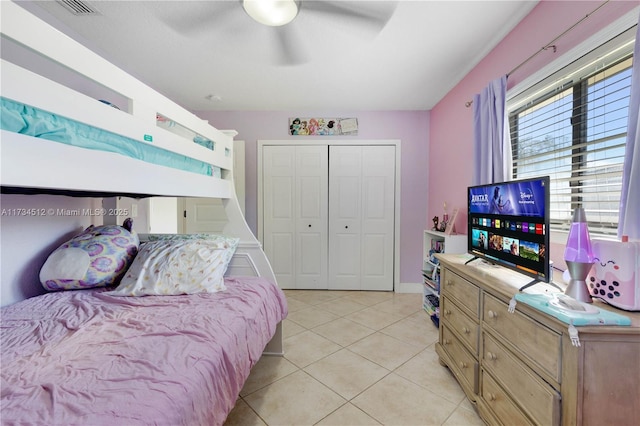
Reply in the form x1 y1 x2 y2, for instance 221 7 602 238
587 238 640 311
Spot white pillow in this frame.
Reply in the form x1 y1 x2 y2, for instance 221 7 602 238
144 233 237 245
105 237 239 296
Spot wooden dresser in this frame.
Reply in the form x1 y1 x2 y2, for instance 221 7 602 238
435 254 640 426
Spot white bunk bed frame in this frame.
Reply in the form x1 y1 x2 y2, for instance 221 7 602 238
0 1 282 354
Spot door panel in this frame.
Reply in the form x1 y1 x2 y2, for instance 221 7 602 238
270 233 295 286
263 145 328 289
184 198 226 233
361 145 395 290
364 176 387 218
329 145 395 290
271 177 294 219
332 233 361 288
263 147 296 288
362 233 387 276
294 146 328 289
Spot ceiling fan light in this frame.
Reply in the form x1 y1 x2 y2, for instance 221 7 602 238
242 0 299 27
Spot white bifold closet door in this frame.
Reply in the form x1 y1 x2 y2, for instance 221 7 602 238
263 145 328 289
262 144 395 291
329 145 395 290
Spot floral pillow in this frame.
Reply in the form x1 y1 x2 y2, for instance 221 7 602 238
40 218 139 291
105 236 239 296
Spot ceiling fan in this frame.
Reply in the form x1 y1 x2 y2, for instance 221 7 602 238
153 0 398 66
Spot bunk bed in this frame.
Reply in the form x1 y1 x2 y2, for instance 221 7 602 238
0 2 286 425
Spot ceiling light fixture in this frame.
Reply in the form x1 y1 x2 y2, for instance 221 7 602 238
242 0 300 27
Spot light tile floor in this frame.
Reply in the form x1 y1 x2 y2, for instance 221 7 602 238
224 290 484 426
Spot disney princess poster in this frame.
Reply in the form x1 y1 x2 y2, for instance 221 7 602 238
289 117 358 136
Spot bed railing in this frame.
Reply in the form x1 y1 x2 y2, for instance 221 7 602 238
0 1 233 198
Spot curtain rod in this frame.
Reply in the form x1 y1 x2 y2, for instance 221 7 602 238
465 0 610 108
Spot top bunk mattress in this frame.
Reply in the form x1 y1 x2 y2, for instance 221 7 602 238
1 97 222 179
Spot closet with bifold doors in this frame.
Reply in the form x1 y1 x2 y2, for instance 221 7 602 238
258 140 400 291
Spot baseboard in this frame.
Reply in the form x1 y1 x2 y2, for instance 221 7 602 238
396 282 423 293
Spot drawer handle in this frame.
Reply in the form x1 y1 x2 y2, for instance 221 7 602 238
462 327 470 334
487 393 497 401
459 361 467 369
444 309 451 316
447 279 453 286
443 339 450 345
487 310 497 319
487 352 497 361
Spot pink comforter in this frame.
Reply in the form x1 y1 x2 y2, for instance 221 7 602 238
0 277 287 426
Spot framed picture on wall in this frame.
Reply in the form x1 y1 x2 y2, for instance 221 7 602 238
289 117 358 136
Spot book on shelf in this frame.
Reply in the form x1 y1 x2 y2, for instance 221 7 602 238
423 279 436 291
430 239 445 253
422 268 440 293
430 315 439 328
423 281 440 328
423 288 439 315
422 265 435 276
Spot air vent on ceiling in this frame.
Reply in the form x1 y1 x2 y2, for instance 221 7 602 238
57 0 100 16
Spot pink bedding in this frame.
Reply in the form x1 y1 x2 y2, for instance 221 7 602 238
0 277 287 426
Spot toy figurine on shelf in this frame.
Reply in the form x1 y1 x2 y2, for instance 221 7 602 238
437 202 449 231
432 216 439 231
443 202 449 224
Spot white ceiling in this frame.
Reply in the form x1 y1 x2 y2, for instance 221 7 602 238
19 0 538 111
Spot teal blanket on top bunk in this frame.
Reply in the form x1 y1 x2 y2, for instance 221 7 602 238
1 97 221 178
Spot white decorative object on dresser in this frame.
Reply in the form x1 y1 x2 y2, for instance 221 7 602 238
435 253 640 426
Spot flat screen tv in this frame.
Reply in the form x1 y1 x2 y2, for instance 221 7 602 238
467 176 551 284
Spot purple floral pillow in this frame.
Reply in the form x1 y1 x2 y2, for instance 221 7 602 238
40 218 139 291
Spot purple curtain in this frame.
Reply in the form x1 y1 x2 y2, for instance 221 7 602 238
618 14 640 240
473 75 512 185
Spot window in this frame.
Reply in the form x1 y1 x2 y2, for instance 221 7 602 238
508 26 635 237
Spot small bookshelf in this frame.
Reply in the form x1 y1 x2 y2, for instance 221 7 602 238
421 230 466 327
423 283 440 327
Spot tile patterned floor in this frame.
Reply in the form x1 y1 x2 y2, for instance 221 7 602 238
224 290 484 426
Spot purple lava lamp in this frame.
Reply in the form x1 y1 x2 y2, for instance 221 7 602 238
564 207 595 303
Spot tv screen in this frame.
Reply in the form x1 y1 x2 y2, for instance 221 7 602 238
467 176 550 283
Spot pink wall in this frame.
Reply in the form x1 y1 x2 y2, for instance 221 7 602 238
195 110 430 286
429 0 638 270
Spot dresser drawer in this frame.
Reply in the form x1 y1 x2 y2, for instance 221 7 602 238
441 325 478 395
441 296 479 354
483 332 560 425
481 369 534 426
483 293 561 382
441 268 480 318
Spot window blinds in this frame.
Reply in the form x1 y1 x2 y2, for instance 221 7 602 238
508 26 635 237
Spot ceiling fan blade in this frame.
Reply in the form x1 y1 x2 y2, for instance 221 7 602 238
150 1 239 37
273 25 310 66
301 0 398 34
